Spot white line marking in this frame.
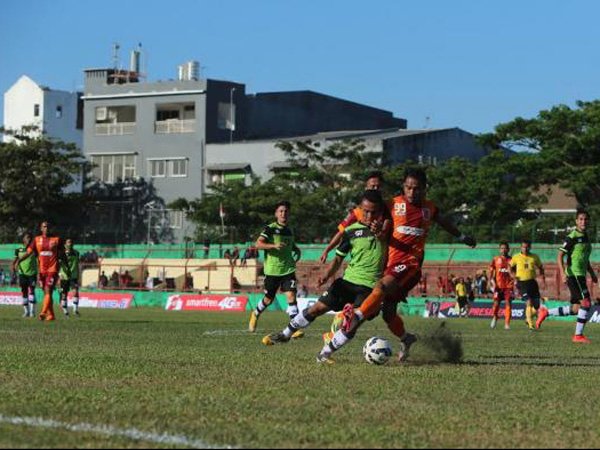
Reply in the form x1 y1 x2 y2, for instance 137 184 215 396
0 414 233 449
202 329 249 336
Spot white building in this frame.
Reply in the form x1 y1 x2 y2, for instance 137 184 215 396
3 75 84 191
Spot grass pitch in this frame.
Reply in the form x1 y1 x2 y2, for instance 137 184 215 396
1 308 600 448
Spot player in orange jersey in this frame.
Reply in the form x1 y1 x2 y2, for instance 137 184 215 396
317 168 476 364
25 221 65 321
489 241 514 330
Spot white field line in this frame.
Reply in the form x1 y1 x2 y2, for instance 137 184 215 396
201 329 249 336
0 414 233 449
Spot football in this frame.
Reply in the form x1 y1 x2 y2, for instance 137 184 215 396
363 336 393 365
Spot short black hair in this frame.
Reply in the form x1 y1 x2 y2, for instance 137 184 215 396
499 240 509 248
365 170 384 183
576 207 589 219
274 201 291 211
361 190 384 208
521 239 532 246
403 168 427 186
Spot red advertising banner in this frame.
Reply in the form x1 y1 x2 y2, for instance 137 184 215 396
0 292 25 306
165 294 248 312
68 292 133 309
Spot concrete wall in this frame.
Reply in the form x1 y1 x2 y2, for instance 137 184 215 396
245 91 406 139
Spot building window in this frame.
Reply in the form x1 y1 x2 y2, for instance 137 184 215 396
56 106 63 118
168 210 184 229
150 160 167 178
217 102 235 130
209 170 247 185
170 159 188 177
90 154 137 183
34 104 40 117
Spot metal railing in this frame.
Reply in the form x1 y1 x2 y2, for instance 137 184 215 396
154 119 196 134
95 122 136 136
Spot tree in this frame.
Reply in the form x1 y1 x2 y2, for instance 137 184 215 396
0 127 86 241
479 100 600 215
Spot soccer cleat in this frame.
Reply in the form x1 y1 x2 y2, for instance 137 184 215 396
398 333 417 362
38 313 46 321
316 353 336 365
248 311 259 333
322 331 334 346
74 310 80 317
572 334 591 344
341 303 358 333
261 332 290 346
536 307 549 329
490 317 497 329
291 329 304 339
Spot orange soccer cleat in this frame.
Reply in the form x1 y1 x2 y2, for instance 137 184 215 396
572 334 591 344
536 307 549 329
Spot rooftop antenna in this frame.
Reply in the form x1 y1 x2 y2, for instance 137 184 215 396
423 116 431 129
112 42 121 70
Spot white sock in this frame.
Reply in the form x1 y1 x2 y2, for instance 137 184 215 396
320 330 351 356
282 311 313 338
254 299 268 316
29 301 36 316
22 300 28 315
286 304 299 319
575 308 589 335
549 306 571 316
73 298 79 312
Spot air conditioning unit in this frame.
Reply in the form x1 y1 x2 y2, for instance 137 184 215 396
95 107 107 121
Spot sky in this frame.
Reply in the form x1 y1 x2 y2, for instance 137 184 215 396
1 0 600 134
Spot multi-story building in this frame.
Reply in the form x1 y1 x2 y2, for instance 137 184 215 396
3 75 84 192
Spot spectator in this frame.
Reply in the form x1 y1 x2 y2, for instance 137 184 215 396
223 249 232 263
145 271 154 290
455 277 470 317
0 268 5 286
418 273 428 297
99 271 109 289
184 272 194 291
232 276 241 293
230 247 240 266
466 276 475 304
109 271 120 288
120 270 133 288
203 238 211 259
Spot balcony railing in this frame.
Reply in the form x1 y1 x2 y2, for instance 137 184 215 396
95 122 136 136
155 119 196 134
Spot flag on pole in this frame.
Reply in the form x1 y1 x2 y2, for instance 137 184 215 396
219 202 226 219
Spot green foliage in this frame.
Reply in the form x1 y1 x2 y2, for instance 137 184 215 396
0 127 86 241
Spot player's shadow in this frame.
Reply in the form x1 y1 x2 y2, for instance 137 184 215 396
462 354 600 368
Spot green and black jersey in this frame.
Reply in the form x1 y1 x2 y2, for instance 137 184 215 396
260 222 297 277
59 249 80 281
336 222 385 289
14 247 37 277
559 230 592 277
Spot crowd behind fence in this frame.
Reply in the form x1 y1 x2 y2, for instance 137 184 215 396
0 244 598 301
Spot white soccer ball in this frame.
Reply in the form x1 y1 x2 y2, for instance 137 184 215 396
363 336 393 365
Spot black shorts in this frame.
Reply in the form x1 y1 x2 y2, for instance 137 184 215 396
566 276 590 304
264 273 297 299
517 280 541 308
61 279 80 293
457 296 469 308
18 274 36 293
318 278 373 312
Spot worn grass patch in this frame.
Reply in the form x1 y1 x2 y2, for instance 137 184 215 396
1 307 600 448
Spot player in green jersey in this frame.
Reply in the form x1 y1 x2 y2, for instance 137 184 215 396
261 191 386 359
12 232 37 318
59 238 81 317
537 209 598 342
249 201 302 335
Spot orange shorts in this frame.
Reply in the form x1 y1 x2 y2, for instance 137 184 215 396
384 259 421 297
39 273 58 290
493 288 513 302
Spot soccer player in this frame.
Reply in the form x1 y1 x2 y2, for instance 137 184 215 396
510 239 545 331
319 168 476 363
12 232 37 318
319 171 385 264
249 201 303 335
454 277 469 317
59 238 81 317
489 241 514 330
17 221 64 321
261 191 386 351
536 209 598 342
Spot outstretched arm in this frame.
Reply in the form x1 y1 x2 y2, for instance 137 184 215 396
318 255 344 288
434 213 476 247
320 230 344 264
